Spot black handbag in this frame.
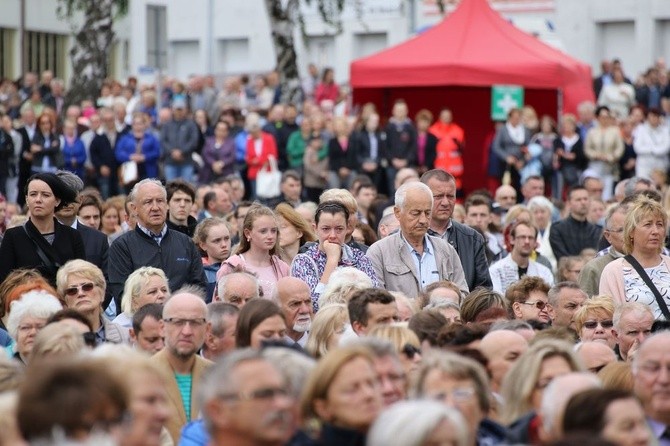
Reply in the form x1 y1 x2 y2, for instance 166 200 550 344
624 255 670 320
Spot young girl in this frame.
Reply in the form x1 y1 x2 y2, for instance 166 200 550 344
216 204 289 298
194 217 231 302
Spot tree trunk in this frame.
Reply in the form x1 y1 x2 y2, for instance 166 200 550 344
265 0 303 105
65 0 115 107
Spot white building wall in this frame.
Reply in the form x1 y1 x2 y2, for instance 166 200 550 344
556 0 670 80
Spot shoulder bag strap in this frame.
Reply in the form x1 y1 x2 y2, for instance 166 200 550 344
22 224 58 273
624 255 670 320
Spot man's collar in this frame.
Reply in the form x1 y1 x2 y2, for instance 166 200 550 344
137 223 167 238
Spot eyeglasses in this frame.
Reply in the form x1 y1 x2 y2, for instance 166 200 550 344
606 228 624 234
218 386 290 402
583 320 614 330
64 282 96 296
402 344 422 359
431 387 476 402
520 300 550 311
163 318 207 328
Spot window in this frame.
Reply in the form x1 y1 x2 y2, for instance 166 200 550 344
25 30 67 78
0 28 15 78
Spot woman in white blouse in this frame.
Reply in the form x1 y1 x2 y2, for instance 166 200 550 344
633 108 670 178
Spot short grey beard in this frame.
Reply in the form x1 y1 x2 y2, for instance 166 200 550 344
292 320 311 333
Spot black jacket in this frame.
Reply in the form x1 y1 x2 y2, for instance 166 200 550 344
327 137 358 171
166 214 199 238
108 226 207 300
76 222 112 308
428 220 492 291
89 132 119 173
350 129 387 164
383 119 417 165
0 218 86 286
549 215 602 262
0 129 14 178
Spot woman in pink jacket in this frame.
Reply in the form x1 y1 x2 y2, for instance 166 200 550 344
216 203 289 298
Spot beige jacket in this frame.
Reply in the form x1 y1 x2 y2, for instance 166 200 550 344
366 232 469 299
151 349 213 443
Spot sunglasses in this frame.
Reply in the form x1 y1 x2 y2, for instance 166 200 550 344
520 300 550 311
402 344 421 359
64 282 96 296
583 320 614 330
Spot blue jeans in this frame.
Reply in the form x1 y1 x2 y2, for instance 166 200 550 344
164 164 194 183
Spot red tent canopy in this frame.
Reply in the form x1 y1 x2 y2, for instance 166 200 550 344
349 0 595 194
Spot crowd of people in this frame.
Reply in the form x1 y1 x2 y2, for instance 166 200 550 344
1 57 670 446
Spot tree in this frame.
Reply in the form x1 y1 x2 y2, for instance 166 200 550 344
57 0 128 107
264 0 345 104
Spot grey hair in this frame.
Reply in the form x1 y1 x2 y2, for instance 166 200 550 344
200 349 272 434
577 101 596 114
614 179 628 199
217 272 260 302
527 195 554 213
367 400 468 446
540 372 602 434
7 291 63 339
130 178 166 202
207 302 240 337
425 300 461 312
604 203 627 230
261 347 316 398
55 170 84 194
319 267 373 308
624 176 654 197
547 282 586 307
345 336 399 359
394 181 433 211
489 319 533 333
613 301 653 330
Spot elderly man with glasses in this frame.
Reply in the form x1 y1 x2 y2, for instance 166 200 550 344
151 287 213 443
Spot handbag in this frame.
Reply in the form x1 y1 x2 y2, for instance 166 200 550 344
256 156 281 198
624 255 670 320
120 161 138 185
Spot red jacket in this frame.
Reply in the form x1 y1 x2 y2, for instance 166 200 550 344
245 132 278 180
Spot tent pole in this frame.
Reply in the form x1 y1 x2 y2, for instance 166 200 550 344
557 88 563 119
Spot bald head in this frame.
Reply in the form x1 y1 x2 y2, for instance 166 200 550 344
575 341 616 374
162 290 208 361
217 272 259 308
633 332 670 423
539 372 602 442
276 277 313 340
479 330 529 392
495 185 517 210
164 291 207 319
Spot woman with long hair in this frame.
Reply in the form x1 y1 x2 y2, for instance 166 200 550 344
216 203 289 298
274 202 316 264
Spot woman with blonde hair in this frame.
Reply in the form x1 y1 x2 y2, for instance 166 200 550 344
216 203 289 298
500 339 583 427
304 304 349 359
600 195 670 319
299 346 383 444
56 259 128 344
368 324 423 381
573 295 616 349
274 202 316 264
112 266 170 328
